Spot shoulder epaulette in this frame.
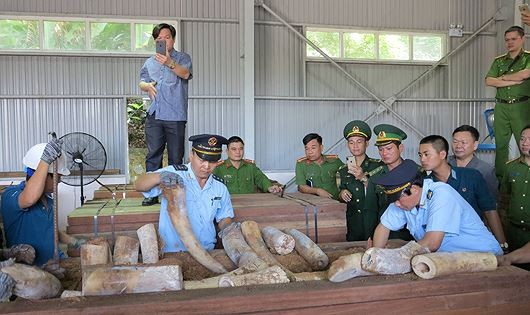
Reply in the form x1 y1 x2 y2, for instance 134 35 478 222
172 164 188 171
494 53 507 59
297 156 307 163
243 159 255 164
505 157 519 164
215 160 225 167
324 154 339 160
211 174 225 184
367 165 384 177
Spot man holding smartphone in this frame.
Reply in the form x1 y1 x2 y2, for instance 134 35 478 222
139 23 193 206
338 120 383 241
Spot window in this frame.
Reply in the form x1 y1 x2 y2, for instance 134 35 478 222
0 19 39 49
306 27 445 63
0 17 174 54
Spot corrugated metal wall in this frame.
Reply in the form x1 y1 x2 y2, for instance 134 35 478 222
0 0 509 174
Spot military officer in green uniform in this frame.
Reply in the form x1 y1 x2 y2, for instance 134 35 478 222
296 133 344 200
213 136 282 194
363 124 422 241
485 26 530 179
500 125 530 266
338 120 383 241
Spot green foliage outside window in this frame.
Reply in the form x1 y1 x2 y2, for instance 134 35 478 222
44 21 86 50
135 23 156 52
344 33 375 59
0 18 174 54
379 34 409 60
0 19 39 49
306 28 444 63
91 22 131 51
307 31 340 58
413 36 442 61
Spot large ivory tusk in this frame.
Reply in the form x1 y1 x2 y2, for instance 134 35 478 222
137 223 159 264
241 221 296 280
285 228 329 271
328 252 375 282
261 226 295 255
411 252 497 279
1 263 62 300
162 175 227 274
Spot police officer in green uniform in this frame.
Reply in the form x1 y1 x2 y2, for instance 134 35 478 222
296 133 344 200
213 136 282 194
363 124 422 241
485 26 530 179
500 125 530 269
338 120 383 241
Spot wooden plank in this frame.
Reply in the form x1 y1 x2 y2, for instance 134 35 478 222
2 267 528 314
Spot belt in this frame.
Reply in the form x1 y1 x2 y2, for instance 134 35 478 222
496 96 529 104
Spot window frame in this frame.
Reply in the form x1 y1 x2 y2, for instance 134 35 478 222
305 26 447 65
0 15 180 56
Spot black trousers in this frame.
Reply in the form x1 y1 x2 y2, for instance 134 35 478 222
145 114 186 172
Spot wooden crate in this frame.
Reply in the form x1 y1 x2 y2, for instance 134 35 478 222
67 193 347 243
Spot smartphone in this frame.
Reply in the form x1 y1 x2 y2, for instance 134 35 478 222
519 4 530 14
346 156 357 167
156 40 166 55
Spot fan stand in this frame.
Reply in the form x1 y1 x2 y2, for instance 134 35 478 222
73 153 85 205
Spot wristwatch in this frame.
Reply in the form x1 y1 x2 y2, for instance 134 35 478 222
168 60 177 69
500 242 509 249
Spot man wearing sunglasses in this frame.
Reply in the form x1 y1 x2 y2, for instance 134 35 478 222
370 159 502 256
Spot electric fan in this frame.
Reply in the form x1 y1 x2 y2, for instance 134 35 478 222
60 132 107 205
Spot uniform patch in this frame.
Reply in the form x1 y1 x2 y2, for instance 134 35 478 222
172 164 188 171
426 190 433 200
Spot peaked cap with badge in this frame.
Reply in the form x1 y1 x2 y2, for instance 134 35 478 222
371 159 423 203
343 120 372 140
373 124 407 146
189 134 228 162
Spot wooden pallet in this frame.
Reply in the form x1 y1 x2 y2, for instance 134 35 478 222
67 193 347 243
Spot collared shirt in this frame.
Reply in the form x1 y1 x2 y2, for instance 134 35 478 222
427 166 496 216
448 155 499 201
295 155 344 200
143 164 234 253
213 159 272 194
139 49 193 121
500 157 530 225
1 182 56 266
380 179 502 255
486 49 530 99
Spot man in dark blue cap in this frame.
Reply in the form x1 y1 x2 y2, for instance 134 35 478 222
135 134 234 253
363 159 502 274
361 159 502 275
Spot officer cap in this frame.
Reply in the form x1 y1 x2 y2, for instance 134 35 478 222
189 134 228 162
372 159 419 203
343 120 371 140
373 124 407 146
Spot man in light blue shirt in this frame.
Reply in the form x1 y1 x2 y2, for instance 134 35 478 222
135 134 233 253
139 23 193 207
371 159 502 255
